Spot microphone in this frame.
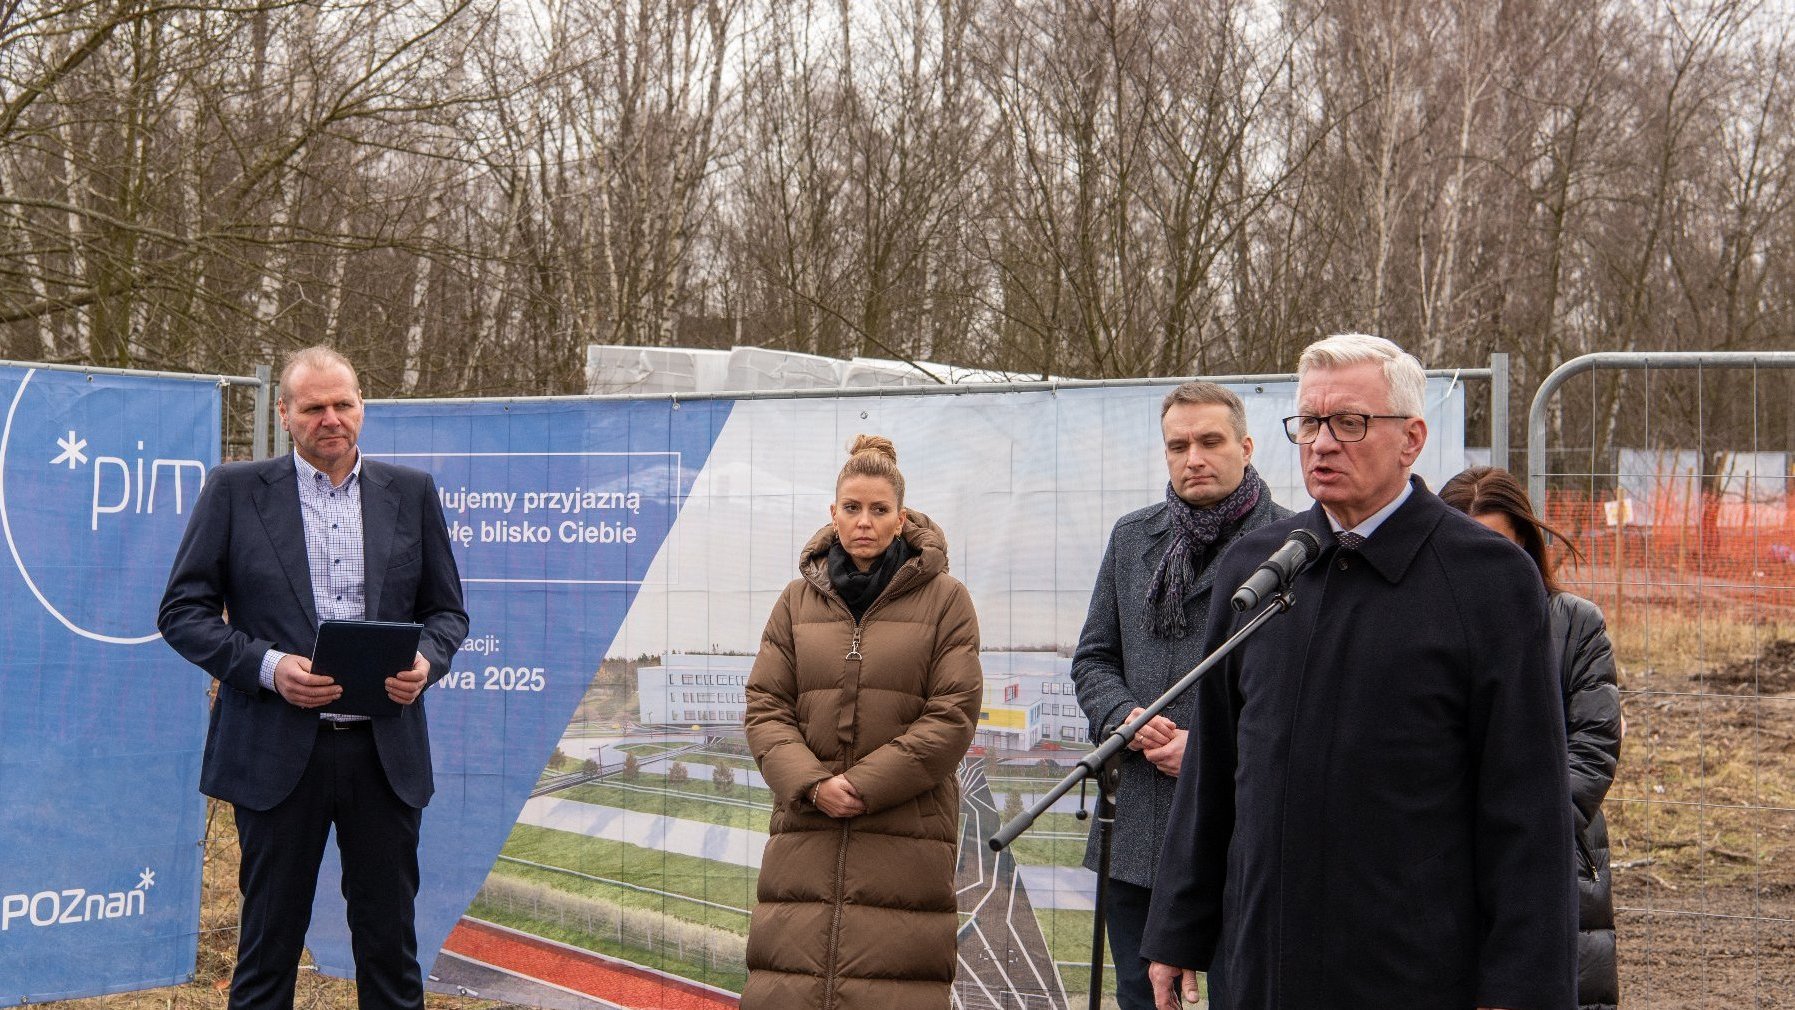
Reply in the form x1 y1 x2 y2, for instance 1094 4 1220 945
1230 529 1322 612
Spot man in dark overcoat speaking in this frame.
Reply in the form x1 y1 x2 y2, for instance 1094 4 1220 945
1140 334 1575 1010
1070 381 1290 1009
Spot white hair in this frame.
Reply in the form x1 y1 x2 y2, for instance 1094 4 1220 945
1296 333 1426 417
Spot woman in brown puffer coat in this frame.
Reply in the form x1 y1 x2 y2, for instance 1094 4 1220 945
741 435 983 1010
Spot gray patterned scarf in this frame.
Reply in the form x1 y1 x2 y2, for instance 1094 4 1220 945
1144 464 1266 639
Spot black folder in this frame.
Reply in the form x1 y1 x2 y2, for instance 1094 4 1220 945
313 620 424 718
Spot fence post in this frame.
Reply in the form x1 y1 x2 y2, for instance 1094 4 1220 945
1679 481 1689 572
252 364 271 460
272 373 289 458
1614 515 1624 622
1610 487 1629 623
1489 352 1509 472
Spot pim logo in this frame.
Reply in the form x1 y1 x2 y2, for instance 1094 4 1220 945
1 866 155 932
0 368 215 644
47 431 207 531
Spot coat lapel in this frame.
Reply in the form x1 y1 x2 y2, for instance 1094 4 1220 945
1190 544 1224 597
1351 475 1443 584
1135 501 1174 577
253 457 318 629
360 461 399 619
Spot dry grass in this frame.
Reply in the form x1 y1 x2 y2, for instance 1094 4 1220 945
1597 602 1795 1007
1606 600 1795 677
1605 603 1795 889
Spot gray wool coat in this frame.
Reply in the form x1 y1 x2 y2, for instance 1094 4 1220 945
1070 491 1292 885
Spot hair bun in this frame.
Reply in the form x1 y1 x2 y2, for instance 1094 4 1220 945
847 434 897 464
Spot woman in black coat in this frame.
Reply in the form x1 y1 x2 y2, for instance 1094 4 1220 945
1442 466 1623 1010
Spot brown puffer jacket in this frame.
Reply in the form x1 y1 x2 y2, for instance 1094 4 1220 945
741 511 982 1010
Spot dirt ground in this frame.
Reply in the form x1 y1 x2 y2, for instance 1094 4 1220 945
1619 893 1795 1010
1607 610 1795 1009
41 804 499 1010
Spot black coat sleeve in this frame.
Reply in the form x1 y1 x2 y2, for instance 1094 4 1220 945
1136 549 1251 970
1557 594 1622 832
1462 553 1577 1008
157 466 274 697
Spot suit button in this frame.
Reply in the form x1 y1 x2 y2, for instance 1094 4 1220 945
1337 557 1349 571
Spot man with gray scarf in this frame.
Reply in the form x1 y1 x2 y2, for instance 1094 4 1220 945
1072 381 1291 1009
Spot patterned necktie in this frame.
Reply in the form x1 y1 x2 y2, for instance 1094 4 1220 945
1335 530 1367 552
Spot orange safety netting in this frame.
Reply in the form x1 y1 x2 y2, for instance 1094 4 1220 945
1538 491 1795 618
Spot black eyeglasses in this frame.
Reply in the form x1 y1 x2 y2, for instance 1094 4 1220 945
1282 413 1411 444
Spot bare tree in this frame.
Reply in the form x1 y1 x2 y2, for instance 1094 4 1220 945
0 0 1789 415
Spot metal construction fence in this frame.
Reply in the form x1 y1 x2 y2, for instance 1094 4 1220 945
0 359 268 1005
1529 352 1795 1008
0 357 272 460
19 345 1784 1009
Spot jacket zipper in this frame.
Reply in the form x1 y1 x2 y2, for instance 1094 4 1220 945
821 819 852 1010
815 543 920 1006
823 621 865 1009
1574 828 1599 882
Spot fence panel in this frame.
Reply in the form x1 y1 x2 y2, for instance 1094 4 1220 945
1530 353 1795 1008
0 360 263 1004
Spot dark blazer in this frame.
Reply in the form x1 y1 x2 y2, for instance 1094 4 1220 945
1141 478 1576 1010
158 454 468 811
1070 491 1291 886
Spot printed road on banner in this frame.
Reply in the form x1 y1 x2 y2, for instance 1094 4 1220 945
0 367 217 1004
319 379 1464 1008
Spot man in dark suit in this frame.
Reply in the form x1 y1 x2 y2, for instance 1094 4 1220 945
1071 381 1290 1009
1141 335 1575 1010
159 346 467 1010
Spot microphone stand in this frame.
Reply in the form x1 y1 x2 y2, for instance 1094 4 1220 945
988 586 1302 1010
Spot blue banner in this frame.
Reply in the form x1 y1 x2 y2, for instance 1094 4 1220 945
0 366 217 1003
303 381 1464 1005
300 397 733 976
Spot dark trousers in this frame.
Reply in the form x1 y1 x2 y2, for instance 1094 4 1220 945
1108 878 1220 1009
231 722 423 1010
1105 877 1156 1010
